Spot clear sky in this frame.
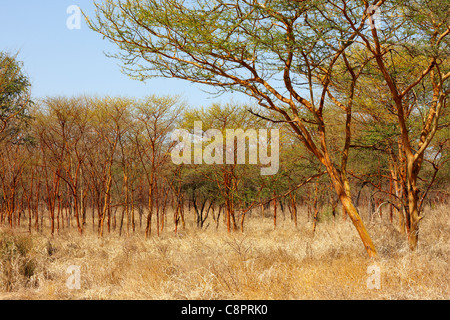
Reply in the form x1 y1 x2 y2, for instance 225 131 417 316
0 0 250 107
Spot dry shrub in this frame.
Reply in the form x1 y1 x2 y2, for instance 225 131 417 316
0 230 48 293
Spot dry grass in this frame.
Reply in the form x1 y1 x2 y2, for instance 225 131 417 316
0 204 448 300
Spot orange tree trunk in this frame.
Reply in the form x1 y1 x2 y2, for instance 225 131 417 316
328 165 378 258
405 159 422 251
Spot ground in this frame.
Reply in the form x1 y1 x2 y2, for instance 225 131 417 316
0 205 448 300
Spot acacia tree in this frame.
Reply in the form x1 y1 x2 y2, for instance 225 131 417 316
33 97 92 234
0 52 32 228
88 0 389 256
131 95 184 237
181 103 266 233
329 1 449 250
0 140 27 227
90 97 133 236
0 52 32 138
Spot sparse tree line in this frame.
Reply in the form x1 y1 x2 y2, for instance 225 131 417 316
1 52 448 254
1 0 449 257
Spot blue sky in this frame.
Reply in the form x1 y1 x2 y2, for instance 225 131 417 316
0 0 250 107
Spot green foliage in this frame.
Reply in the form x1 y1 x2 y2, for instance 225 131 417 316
0 52 33 142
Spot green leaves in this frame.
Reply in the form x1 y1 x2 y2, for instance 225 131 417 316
0 52 33 142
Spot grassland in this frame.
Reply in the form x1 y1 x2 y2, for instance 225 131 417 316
0 205 448 300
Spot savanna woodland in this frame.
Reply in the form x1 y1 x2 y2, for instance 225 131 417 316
1 0 449 300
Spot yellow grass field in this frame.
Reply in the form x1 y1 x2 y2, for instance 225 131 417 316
0 205 448 300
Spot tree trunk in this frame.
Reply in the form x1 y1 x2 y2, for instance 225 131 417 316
339 191 377 257
329 165 377 257
406 169 422 251
273 194 277 230
145 165 156 238
312 181 320 233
